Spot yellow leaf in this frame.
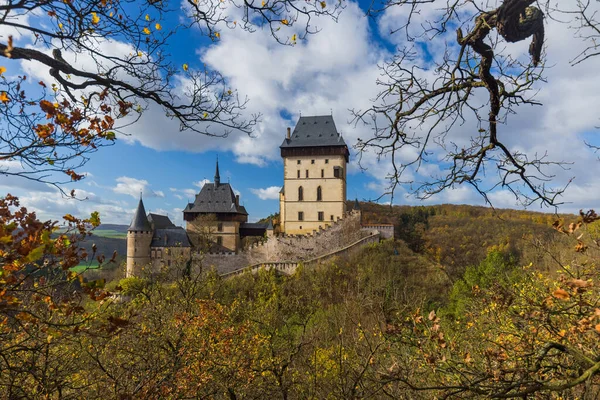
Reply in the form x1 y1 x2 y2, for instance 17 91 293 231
137 51 142 57
143 27 151 35
291 33 297 43
215 32 220 38
58 23 63 30
203 112 208 118
109 12 113 17
183 63 189 71
0 91 9 103
261 0 266 5
0 66 5 75
155 23 162 30
145 14 150 21
320 1 326 8
91 12 100 25
282 19 289 25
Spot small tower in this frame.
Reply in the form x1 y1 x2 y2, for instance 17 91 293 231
126 196 153 277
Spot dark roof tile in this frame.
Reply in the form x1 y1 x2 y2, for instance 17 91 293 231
280 115 347 149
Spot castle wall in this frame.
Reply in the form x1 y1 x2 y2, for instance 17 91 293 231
200 210 367 274
281 154 347 234
186 217 240 251
151 246 192 272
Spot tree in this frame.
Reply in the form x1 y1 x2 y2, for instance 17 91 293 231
0 0 342 187
353 0 600 206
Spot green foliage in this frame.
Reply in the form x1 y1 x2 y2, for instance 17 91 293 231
446 248 521 317
118 276 149 296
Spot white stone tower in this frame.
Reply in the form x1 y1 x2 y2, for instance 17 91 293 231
126 196 153 277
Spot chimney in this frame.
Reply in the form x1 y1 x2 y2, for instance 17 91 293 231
235 195 240 207
286 127 291 139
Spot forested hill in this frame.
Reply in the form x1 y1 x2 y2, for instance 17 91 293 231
348 201 578 281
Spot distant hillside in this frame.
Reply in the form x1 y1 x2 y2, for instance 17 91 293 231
346 201 576 281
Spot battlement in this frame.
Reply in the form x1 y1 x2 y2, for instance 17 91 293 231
200 209 366 274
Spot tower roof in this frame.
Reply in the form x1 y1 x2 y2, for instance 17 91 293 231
183 182 248 215
353 198 361 211
280 115 347 149
128 197 152 231
214 157 221 186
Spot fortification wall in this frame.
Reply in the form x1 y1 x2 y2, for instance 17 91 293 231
199 210 367 274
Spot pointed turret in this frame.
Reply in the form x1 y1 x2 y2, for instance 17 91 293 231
128 197 151 232
214 157 221 186
353 198 361 211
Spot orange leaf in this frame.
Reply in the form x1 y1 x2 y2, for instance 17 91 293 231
552 288 570 300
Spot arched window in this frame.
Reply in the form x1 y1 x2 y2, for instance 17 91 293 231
317 186 322 201
298 186 303 201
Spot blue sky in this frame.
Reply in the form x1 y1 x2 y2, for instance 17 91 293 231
2 0 600 226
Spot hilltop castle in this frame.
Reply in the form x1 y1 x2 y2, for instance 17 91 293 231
126 115 392 277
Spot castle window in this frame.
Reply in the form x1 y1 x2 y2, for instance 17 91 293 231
333 166 343 179
325 159 329 164
157 250 162 258
305 170 309 178
317 186 322 201
330 215 334 221
298 186 303 201
298 211 304 221
311 160 315 164
297 160 301 164
299 225 302 230
297 170 300 178
318 212 324 221
151 250 156 258
217 222 223 232
321 169 324 178
216 236 223 246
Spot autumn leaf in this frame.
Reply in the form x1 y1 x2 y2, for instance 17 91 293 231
145 14 150 21
428 310 436 321
596 324 600 334
282 19 289 25
4 35 13 58
143 27 151 35
215 32 220 38
0 91 9 103
552 288 570 300
91 12 100 25
0 66 6 75
183 63 189 71
155 23 162 30
320 1 326 8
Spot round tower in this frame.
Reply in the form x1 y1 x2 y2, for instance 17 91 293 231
126 196 153 277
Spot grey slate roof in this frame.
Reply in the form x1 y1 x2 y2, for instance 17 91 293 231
353 198 361 211
183 183 248 215
148 213 176 229
240 222 270 230
128 198 152 231
151 227 191 248
280 115 347 148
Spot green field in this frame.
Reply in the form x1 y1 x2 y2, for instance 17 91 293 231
70 260 101 273
90 230 127 239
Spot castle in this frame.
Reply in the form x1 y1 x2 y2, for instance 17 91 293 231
126 115 393 277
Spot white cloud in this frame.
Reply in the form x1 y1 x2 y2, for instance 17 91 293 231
193 179 210 189
113 176 164 199
250 186 281 200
